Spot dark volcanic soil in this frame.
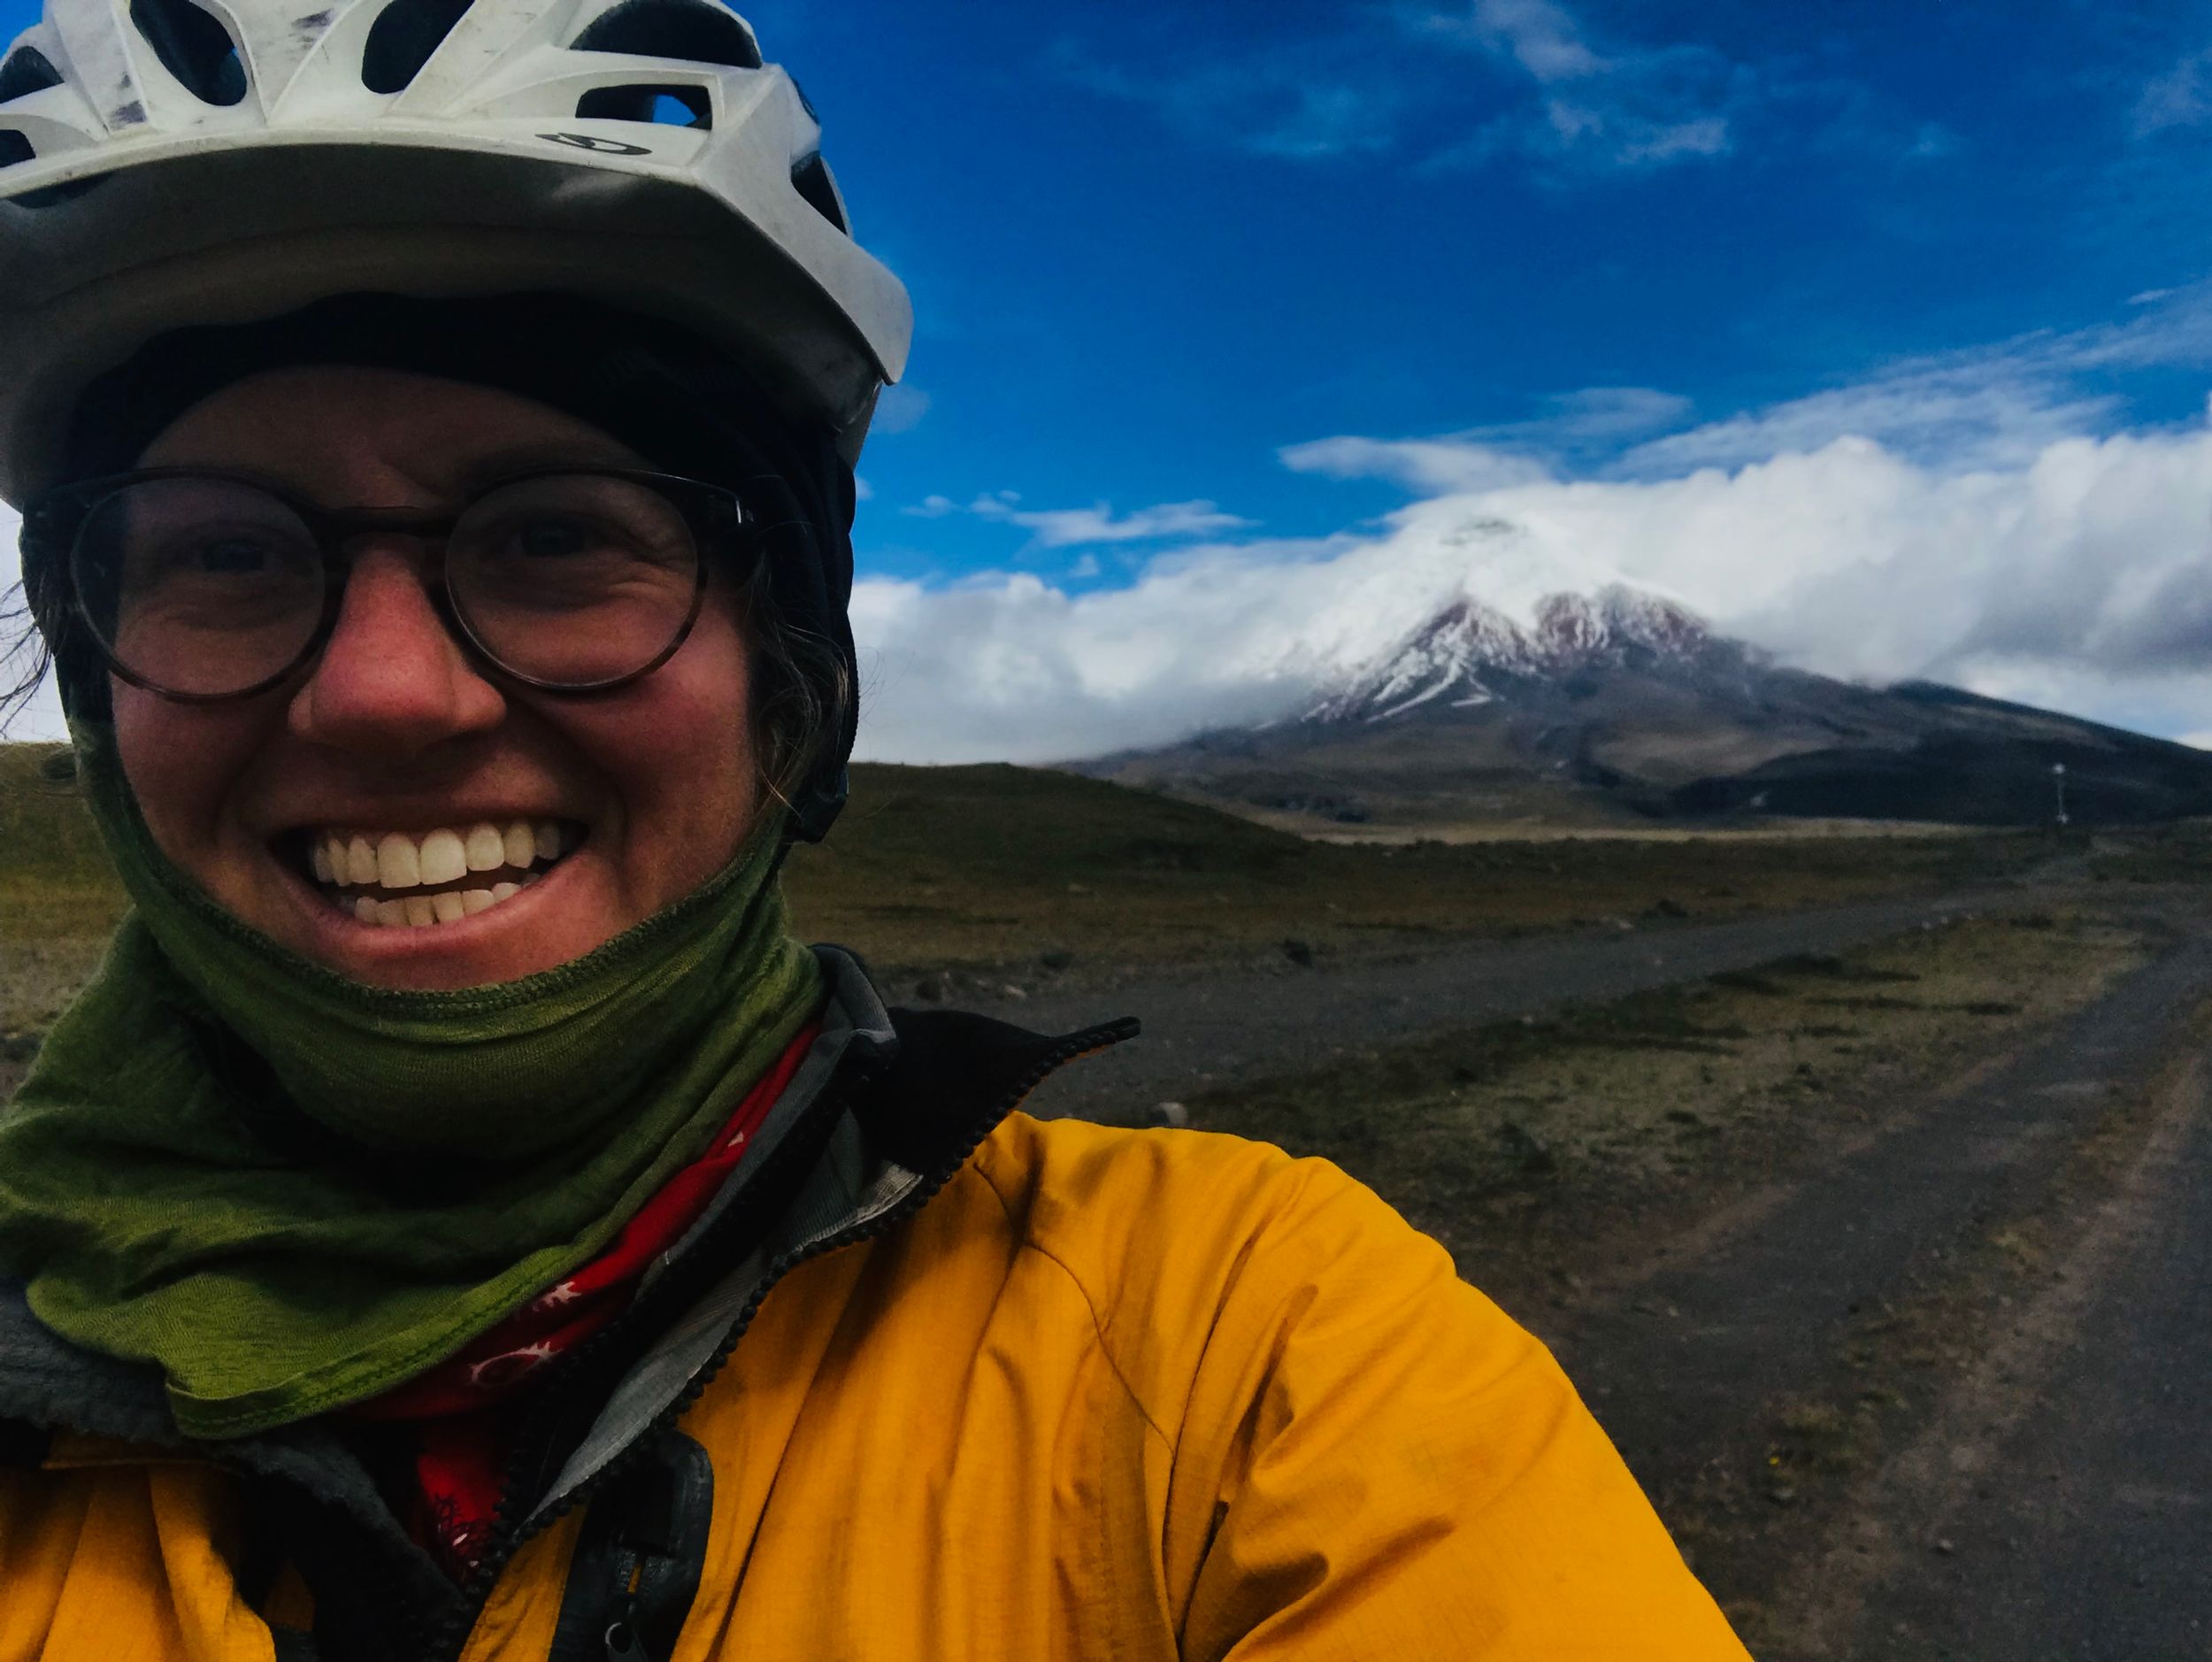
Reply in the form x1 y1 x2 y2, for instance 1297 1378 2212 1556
981 881 2212 1657
972 887 2023 1122
1523 912 2212 1654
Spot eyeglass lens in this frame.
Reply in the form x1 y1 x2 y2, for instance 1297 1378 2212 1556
68 473 705 698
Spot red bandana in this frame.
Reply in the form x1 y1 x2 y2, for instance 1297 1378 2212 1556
350 1022 820 1573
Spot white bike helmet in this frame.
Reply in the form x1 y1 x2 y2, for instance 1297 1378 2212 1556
0 0 912 504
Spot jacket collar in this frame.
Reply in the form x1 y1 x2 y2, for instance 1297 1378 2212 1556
0 948 1136 1458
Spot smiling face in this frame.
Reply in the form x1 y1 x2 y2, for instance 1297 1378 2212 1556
110 364 764 991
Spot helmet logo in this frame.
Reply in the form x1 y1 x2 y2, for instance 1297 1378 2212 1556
539 132 653 156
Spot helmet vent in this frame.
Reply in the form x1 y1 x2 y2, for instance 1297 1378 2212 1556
362 0 474 95
0 47 63 104
0 129 31 168
576 82 710 127
571 0 761 71
129 0 248 105
790 152 847 234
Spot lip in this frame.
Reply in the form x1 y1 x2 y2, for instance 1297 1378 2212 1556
271 803 581 842
270 827 590 964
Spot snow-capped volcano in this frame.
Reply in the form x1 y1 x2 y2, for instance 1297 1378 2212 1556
1078 567 2212 829
1306 584 1732 724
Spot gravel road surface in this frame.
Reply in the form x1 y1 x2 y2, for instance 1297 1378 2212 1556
1391 899 2212 1659
962 888 2028 1121
1804 983 2212 1659
962 879 2211 1655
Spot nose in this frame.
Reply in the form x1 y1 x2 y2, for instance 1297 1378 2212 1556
286 543 507 755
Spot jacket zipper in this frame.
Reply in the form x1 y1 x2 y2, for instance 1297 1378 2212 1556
424 1019 1135 1662
601 1604 649 1662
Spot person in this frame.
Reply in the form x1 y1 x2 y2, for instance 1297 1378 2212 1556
0 1 1751 1656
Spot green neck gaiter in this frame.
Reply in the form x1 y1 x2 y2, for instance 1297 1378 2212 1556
0 724 824 1438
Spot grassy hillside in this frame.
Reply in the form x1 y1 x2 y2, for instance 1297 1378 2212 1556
783 764 2041 977
2 743 2050 1030
0 742 127 937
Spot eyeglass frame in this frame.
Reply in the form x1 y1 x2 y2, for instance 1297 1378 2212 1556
23 464 764 704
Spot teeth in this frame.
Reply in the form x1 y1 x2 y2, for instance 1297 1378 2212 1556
347 835 379 886
354 883 535 928
312 819 578 927
419 828 468 886
465 824 506 873
376 833 420 889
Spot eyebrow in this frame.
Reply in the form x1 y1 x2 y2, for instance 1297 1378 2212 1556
450 440 656 490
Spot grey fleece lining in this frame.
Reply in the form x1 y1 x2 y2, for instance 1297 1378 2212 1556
0 1283 457 1608
0 947 904 1581
530 945 910 1515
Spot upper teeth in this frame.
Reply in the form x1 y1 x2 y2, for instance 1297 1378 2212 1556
308 819 569 892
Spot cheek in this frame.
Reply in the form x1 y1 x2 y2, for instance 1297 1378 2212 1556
571 609 762 883
110 684 265 868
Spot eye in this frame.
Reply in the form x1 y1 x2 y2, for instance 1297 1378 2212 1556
137 523 313 583
507 515 610 559
183 533 281 572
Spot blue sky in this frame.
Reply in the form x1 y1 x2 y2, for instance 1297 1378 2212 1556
773 0 2212 576
8 0 2212 757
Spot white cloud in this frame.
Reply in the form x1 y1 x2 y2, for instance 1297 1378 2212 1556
1411 0 1745 174
872 384 932 436
1537 386 1696 438
851 414 2212 764
1618 369 2114 477
1280 436 1550 494
1282 386 1695 489
2136 44 2212 136
988 498 1257 548
853 476 875 502
850 290 2212 763
909 490 1257 550
1064 0 1939 184
1297 291 2212 487
1446 0 1605 83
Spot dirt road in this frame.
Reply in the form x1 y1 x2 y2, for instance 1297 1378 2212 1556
1479 900 2211 1655
986 881 2212 1655
1852 1058 2212 1661
976 886 2024 1121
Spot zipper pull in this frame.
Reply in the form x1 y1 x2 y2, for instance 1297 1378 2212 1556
603 1614 652 1662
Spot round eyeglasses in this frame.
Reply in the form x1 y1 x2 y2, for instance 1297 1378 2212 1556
27 466 757 702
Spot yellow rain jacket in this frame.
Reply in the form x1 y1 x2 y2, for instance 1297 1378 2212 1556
0 954 1747 1660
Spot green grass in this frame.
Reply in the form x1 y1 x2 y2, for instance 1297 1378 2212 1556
2 742 2051 1027
783 763 2048 976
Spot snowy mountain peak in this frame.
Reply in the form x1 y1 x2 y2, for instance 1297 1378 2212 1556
1307 584 1730 726
1536 586 1716 664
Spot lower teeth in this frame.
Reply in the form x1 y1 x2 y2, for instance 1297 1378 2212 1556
338 875 537 927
